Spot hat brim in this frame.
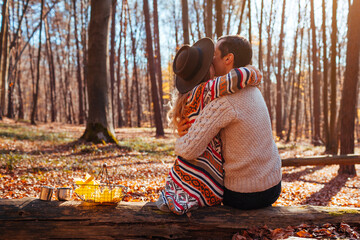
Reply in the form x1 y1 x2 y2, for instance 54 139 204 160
175 38 214 94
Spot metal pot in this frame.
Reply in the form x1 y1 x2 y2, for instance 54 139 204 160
39 186 54 201
55 187 72 201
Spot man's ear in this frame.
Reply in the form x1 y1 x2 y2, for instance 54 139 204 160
225 53 234 66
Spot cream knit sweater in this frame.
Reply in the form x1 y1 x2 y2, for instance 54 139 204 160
175 87 282 193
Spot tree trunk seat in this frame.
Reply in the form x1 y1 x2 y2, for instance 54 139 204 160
1 198 359 239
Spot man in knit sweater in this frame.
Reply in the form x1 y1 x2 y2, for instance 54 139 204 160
175 36 282 210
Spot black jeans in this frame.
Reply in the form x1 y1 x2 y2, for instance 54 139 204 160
223 181 281 210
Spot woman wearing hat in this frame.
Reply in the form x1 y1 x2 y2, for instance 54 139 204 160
156 37 262 215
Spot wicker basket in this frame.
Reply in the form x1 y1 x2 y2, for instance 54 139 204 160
74 183 126 203
74 164 126 203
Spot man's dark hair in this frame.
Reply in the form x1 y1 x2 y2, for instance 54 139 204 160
217 35 252 68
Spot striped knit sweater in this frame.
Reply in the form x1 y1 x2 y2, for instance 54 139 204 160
160 66 262 215
175 87 282 194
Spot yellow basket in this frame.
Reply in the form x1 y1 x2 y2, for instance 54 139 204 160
74 183 126 203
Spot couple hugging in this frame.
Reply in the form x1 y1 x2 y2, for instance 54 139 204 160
156 35 282 215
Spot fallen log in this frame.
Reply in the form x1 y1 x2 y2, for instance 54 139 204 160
1 198 359 239
282 154 360 167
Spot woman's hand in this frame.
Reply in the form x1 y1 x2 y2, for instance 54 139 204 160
177 118 192 137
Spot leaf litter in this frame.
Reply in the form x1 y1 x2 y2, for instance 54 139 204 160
0 119 359 238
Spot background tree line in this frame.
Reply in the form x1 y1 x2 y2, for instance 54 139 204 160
0 0 359 173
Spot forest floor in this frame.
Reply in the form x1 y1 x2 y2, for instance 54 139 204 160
1 118 360 239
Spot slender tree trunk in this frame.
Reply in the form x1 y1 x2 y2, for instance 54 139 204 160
153 0 163 110
329 0 338 154
338 0 360 175
0 0 9 118
215 0 222 38
16 31 23 120
258 0 264 72
81 0 89 121
117 1 124 128
146 71 153 127
110 0 117 128
73 0 85 124
7 59 14 119
65 14 72 123
30 0 44 125
237 0 246 35
205 0 212 38
173 5 179 49
304 81 309 139
247 0 252 44
193 0 201 39
81 0 117 143
322 0 330 151
294 28 304 141
181 0 190 44
123 7 131 127
310 0 321 145
275 0 286 140
143 0 164 137
286 2 301 142
265 0 274 124
44 17 56 122
127 3 141 127
225 0 233 35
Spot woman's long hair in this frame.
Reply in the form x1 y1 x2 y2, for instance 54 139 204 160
167 90 188 132
167 69 211 133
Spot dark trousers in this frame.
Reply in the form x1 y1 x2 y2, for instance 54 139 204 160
223 181 281 210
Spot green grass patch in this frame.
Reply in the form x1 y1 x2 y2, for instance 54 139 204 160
0 152 28 171
0 123 74 143
119 137 175 155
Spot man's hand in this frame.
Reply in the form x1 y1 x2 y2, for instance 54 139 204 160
177 118 192 137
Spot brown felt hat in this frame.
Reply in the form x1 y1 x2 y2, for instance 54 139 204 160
173 38 214 94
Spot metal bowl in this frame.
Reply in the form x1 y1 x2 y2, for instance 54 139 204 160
39 186 54 201
55 187 72 201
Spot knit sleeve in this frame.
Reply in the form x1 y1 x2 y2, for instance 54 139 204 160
175 97 236 160
204 66 262 101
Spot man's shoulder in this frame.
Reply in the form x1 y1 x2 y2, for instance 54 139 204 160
226 86 261 99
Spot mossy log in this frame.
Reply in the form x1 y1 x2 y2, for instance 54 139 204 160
1 198 360 239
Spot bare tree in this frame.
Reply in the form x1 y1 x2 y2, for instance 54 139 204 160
123 5 131 126
127 2 141 127
329 0 338 153
215 0 222 38
73 0 85 124
116 1 124 127
338 0 360 175
237 0 246 35
0 0 9 118
143 0 164 136
275 0 286 139
258 0 264 72
310 0 321 145
181 0 190 44
110 0 117 127
30 0 44 125
205 0 213 38
322 0 330 151
286 1 301 142
153 0 163 109
193 0 202 39
81 0 117 143
44 17 57 122
264 0 274 124
247 0 252 44
294 28 304 141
